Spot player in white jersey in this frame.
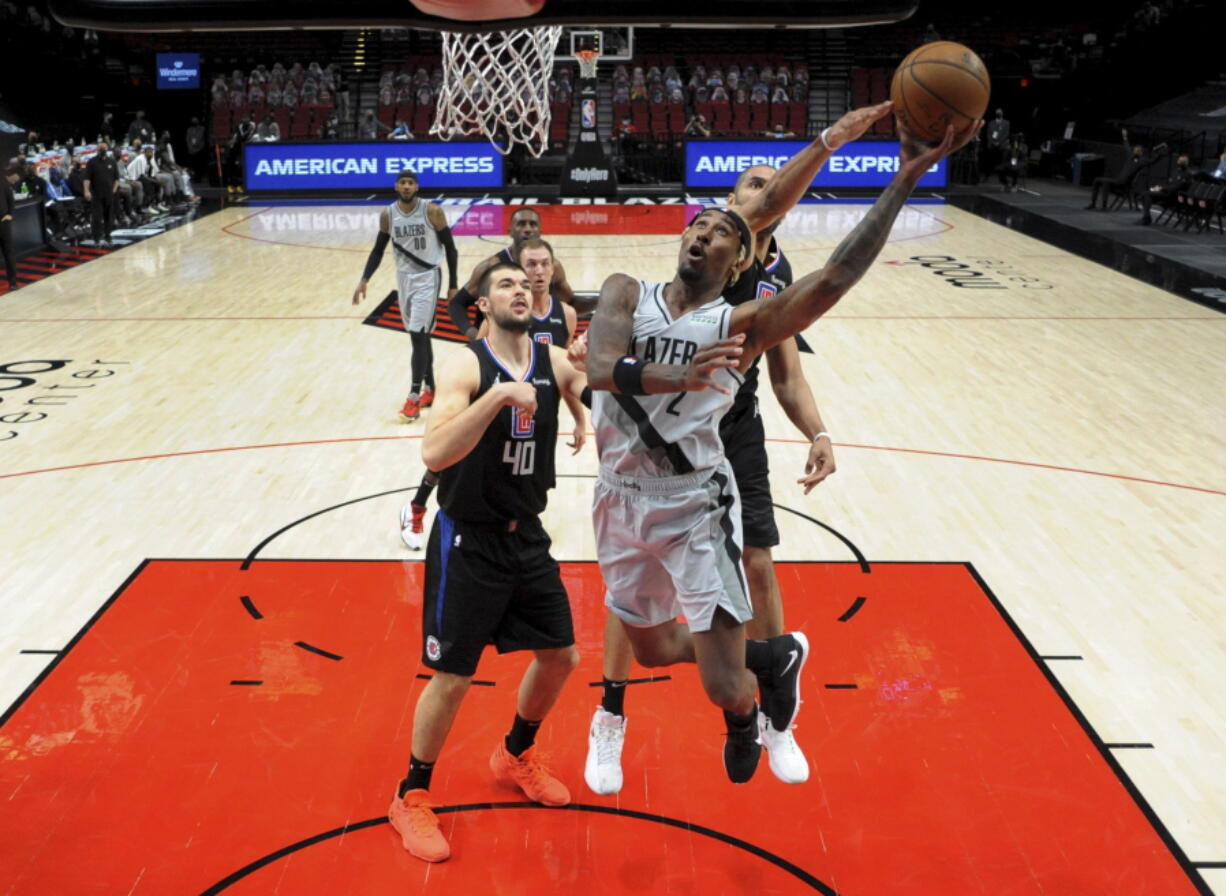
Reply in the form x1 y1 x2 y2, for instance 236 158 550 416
584 116 980 785
352 169 459 422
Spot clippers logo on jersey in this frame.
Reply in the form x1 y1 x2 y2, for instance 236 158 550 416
756 282 779 300
512 406 535 438
534 332 554 346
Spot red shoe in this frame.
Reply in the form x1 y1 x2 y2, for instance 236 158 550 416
399 396 421 422
490 742 570 807
419 387 435 408
388 789 450 862
399 503 426 550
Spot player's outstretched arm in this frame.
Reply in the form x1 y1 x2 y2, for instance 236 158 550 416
448 256 496 341
586 274 744 395
765 339 836 492
731 121 981 358
734 101 893 236
422 350 536 471
549 345 588 455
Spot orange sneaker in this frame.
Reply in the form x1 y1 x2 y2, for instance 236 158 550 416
388 789 450 863
419 387 435 408
489 742 570 807
398 396 421 422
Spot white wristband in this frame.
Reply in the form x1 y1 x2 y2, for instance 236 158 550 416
819 128 836 151
813 431 831 443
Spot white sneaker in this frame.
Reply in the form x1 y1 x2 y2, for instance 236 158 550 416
584 707 626 795
758 710 809 784
398 503 424 550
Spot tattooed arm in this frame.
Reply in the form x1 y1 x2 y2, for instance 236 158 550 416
730 122 981 360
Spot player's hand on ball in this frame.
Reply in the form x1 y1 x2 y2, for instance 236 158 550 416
498 382 538 416
827 101 893 149
683 335 745 395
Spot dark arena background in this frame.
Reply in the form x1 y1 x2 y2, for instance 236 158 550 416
1 1 1224 894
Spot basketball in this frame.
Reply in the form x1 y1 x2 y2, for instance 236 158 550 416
890 41 990 142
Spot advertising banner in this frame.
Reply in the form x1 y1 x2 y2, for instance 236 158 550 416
684 139 948 189
243 141 504 191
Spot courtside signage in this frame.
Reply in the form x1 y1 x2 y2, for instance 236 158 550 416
685 140 947 189
244 142 504 190
156 53 200 90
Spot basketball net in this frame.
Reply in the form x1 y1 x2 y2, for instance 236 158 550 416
575 49 600 80
433 25 565 158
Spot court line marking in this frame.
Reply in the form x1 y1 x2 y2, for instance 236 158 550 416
4 435 1223 497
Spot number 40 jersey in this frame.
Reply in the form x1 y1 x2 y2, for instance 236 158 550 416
592 280 742 479
436 340 560 524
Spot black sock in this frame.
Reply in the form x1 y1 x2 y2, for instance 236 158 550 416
505 714 542 756
723 706 756 732
600 677 628 717
412 470 439 508
409 330 429 394
744 639 772 675
423 338 435 390
399 754 435 796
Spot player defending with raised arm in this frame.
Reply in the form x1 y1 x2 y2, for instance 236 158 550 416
583 119 978 787
399 237 585 550
583 102 893 794
352 169 459 422
386 261 588 864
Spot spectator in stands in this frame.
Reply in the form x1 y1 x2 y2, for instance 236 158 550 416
389 120 414 141
771 83 789 104
282 82 299 109
247 80 265 107
415 84 433 107
1211 151 1226 181
685 113 712 138
790 81 808 103
2 167 19 290
83 140 121 246
127 110 155 146
1137 153 1194 225
98 111 114 142
711 84 730 103
18 130 42 155
616 115 638 153
612 82 630 103
1086 129 1155 210
765 123 796 139
157 134 197 202
266 81 283 106
995 133 1029 191
358 110 390 141
985 108 1010 174
185 117 206 176
320 113 341 141
133 145 173 210
256 113 281 142
211 74 229 107
750 84 769 104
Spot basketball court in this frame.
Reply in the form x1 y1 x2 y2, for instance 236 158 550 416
3 1 1225 893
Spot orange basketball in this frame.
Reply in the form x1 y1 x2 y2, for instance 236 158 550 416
890 41 990 143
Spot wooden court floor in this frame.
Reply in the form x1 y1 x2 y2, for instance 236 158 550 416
1 200 1223 894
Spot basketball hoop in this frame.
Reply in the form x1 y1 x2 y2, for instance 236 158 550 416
575 48 600 80
433 25 564 159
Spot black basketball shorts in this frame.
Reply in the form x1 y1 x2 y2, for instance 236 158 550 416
719 398 780 549
421 510 575 676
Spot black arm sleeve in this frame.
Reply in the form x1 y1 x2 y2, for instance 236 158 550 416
361 230 390 282
448 286 478 336
437 226 458 290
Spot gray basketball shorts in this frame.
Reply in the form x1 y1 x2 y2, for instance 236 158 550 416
593 462 752 633
396 267 441 333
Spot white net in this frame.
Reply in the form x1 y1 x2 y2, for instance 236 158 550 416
433 25 565 158
575 50 600 80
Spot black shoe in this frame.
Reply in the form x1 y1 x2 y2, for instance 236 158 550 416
762 632 809 732
723 711 762 784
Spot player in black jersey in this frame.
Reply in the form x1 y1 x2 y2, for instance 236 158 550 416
446 206 579 342
400 237 586 550
387 261 589 864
